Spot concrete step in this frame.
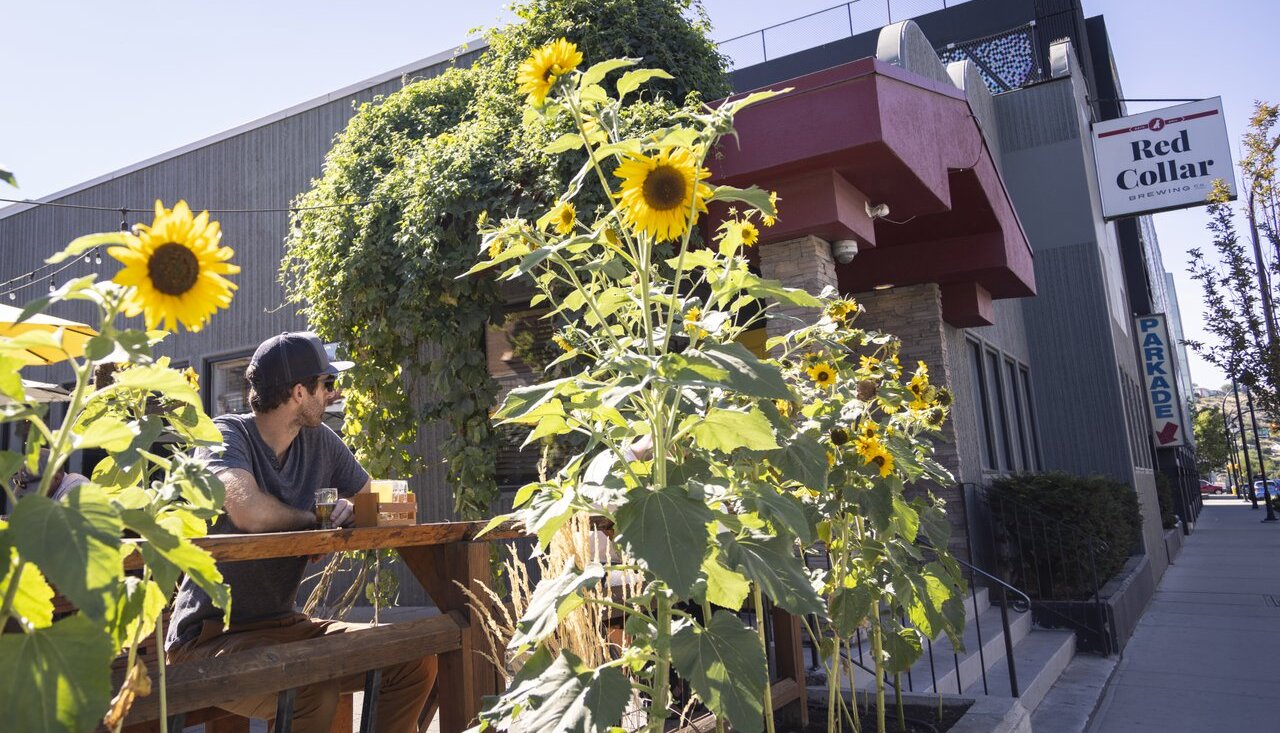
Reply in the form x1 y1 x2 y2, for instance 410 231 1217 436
964 628 1076 713
1028 654 1117 733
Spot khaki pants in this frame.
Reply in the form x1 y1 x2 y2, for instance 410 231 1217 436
169 613 435 733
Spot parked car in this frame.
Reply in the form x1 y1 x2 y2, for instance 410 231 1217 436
1251 480 1280 500
1199 479 1225 495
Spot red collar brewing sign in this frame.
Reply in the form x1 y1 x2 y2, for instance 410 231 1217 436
1092 98 1235 219
1135 314 1186 448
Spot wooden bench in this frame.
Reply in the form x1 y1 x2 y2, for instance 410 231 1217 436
112 520 523 733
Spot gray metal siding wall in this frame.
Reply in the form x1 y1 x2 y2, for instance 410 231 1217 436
993 77 1141 483
1020 243 1132 480
0 48 484 533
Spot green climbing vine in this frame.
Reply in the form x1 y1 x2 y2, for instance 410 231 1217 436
282 0 728 518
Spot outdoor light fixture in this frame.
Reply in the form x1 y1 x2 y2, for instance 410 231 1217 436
873 283 895 291
831 239 860 264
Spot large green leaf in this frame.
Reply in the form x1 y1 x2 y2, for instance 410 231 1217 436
109 576 167 653
614 485 712 597
509 563 605 653
0 538 55 629
616 68 673 98
879 625 923 674
72 415 137 452
768 432 828 492
9 485 123 621
829 584 876 637
494 378 573 421
110 364 201 406
671 611 768 733
889 497 920 542
0 613 116 733
737 482 813 543
580 57 636 87
718 532 823 616
510 650 630 733
120 509 228 617
693 343 791 399
700 549 750 611
0 355 26 402
687 407 779 453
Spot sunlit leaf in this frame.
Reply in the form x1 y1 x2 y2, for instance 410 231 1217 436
671 611 767 733
700 549 750 611
718 532 823 616
72 415 137 452
9 485 123 622
616 68 673 98
505 650 629 733
614 485 712 596
120 509 228 619
509 563 605 653
687 407 778 453
0 538 55 629
580 57 636 87
0 613 115 733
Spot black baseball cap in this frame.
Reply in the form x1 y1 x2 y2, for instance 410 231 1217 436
247 332 353 387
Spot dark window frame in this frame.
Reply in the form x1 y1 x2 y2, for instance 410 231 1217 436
969 339 998 471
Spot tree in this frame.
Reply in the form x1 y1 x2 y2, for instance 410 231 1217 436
283 0 729 518
1186 102 1280 429
1192 406 1230 476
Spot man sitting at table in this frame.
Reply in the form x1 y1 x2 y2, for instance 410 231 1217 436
165 332 434 733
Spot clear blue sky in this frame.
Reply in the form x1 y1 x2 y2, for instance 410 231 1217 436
3 0 1277 388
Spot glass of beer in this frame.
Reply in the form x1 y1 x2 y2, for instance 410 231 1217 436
315 487 338 529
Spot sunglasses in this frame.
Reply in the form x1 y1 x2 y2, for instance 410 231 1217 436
323 376 339 392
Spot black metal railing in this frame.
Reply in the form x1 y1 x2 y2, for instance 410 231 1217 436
805 542 1032 699
715 0 974 70
963 483 1115 654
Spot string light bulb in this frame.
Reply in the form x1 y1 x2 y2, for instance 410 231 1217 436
48 278 56 292
7 292 14 301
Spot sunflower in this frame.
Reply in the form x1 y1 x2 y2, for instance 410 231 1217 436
806 361 837 388
614 147 712 242
110 200 238 332
552 334 575 353
762 191 779 227
683 306 708 338
866 443 895 478
543 201 577 235
737 221 759 247
516 38 582 106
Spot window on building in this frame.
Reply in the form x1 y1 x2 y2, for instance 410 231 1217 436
1020 366 1042 470
986 350 1014 470
209 355 253 417
1006 359 1029 471
969 340 998 470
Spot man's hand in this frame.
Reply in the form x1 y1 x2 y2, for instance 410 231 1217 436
331 497 355 528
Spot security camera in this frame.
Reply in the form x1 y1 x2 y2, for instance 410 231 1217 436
831 239 859 264
865 201 890 220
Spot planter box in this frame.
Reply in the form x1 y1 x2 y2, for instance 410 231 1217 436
782 691 1023 733
1029 554 1153 655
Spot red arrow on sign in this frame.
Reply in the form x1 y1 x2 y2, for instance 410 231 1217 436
1157 422 1179 444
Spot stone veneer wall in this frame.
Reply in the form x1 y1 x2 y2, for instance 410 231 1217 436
855 284 970 561
758 236 972 560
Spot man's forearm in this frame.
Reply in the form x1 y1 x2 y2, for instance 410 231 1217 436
221 469 315 533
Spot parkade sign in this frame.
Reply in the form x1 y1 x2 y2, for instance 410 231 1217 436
1093 98 1235 219
1135 314 1186 448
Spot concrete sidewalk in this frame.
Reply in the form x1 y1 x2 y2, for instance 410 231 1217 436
1088 496 1280 732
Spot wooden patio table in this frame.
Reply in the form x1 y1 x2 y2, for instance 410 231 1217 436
118 520 524 733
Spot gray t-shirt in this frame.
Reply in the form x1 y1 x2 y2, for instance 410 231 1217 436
166 413 368 650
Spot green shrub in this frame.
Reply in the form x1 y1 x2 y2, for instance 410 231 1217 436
1154 472 1178 530
987 472 1143 600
